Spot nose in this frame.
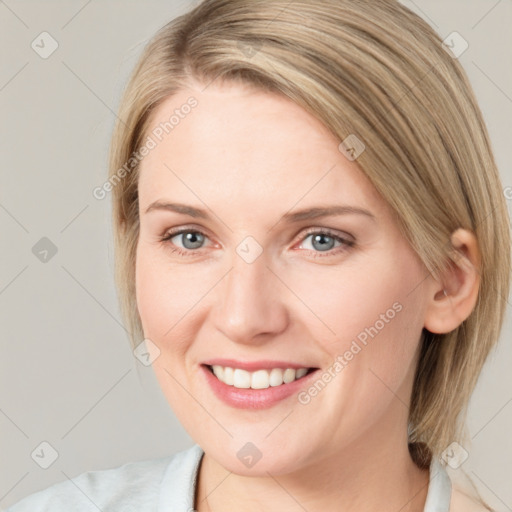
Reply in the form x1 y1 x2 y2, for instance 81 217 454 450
211 252 289 345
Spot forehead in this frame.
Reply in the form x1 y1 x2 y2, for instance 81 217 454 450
138 82 385 217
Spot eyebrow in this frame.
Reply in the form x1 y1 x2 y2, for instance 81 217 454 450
144 201 375 223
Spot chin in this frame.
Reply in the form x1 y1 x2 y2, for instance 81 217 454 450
203 437 310 477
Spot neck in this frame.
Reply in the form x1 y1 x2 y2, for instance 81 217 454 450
195 412 429 512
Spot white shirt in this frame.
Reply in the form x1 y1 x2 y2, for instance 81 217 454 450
5 444 452 511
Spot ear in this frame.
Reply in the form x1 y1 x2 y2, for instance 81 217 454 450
423 228 481 334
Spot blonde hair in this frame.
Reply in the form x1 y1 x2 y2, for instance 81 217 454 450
108 0 510 468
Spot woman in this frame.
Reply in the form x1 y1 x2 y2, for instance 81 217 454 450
7 0 510 511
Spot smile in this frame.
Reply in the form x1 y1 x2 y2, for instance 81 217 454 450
201 359 321 409
208 365 313 389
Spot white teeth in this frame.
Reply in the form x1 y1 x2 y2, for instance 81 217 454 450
251 370 270 389
212 365 224 380
223 366 234 385
283 368 296 383
210 365 311 389
233 369 251 388
269 368 283 387
296 368 308 379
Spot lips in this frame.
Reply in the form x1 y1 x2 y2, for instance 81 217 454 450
200 359 320 409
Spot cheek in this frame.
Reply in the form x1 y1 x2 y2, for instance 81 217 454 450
135 243 221 365
288 259 415 340
134 246 201 414
135 250 169 340
289 251 426 388
286 258 425 448
135 245 195 347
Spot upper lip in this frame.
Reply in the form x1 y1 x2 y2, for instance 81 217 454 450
202 358 318 371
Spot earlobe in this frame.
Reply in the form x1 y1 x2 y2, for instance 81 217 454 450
423 229 481 334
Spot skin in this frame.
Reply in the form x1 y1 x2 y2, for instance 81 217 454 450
135 79 481 512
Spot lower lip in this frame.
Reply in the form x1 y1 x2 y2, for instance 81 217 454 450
200 365 319 410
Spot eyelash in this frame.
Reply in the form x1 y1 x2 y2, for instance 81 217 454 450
159 227 355 258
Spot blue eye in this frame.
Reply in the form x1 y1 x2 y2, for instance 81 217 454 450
175 231 205 250
160 227 354 258
298 229 354 256
303 233 338 251
161 229 208 253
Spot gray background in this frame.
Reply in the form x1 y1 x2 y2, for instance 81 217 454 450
1 0 511 509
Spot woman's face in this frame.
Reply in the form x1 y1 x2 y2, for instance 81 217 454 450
136 80 432 475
